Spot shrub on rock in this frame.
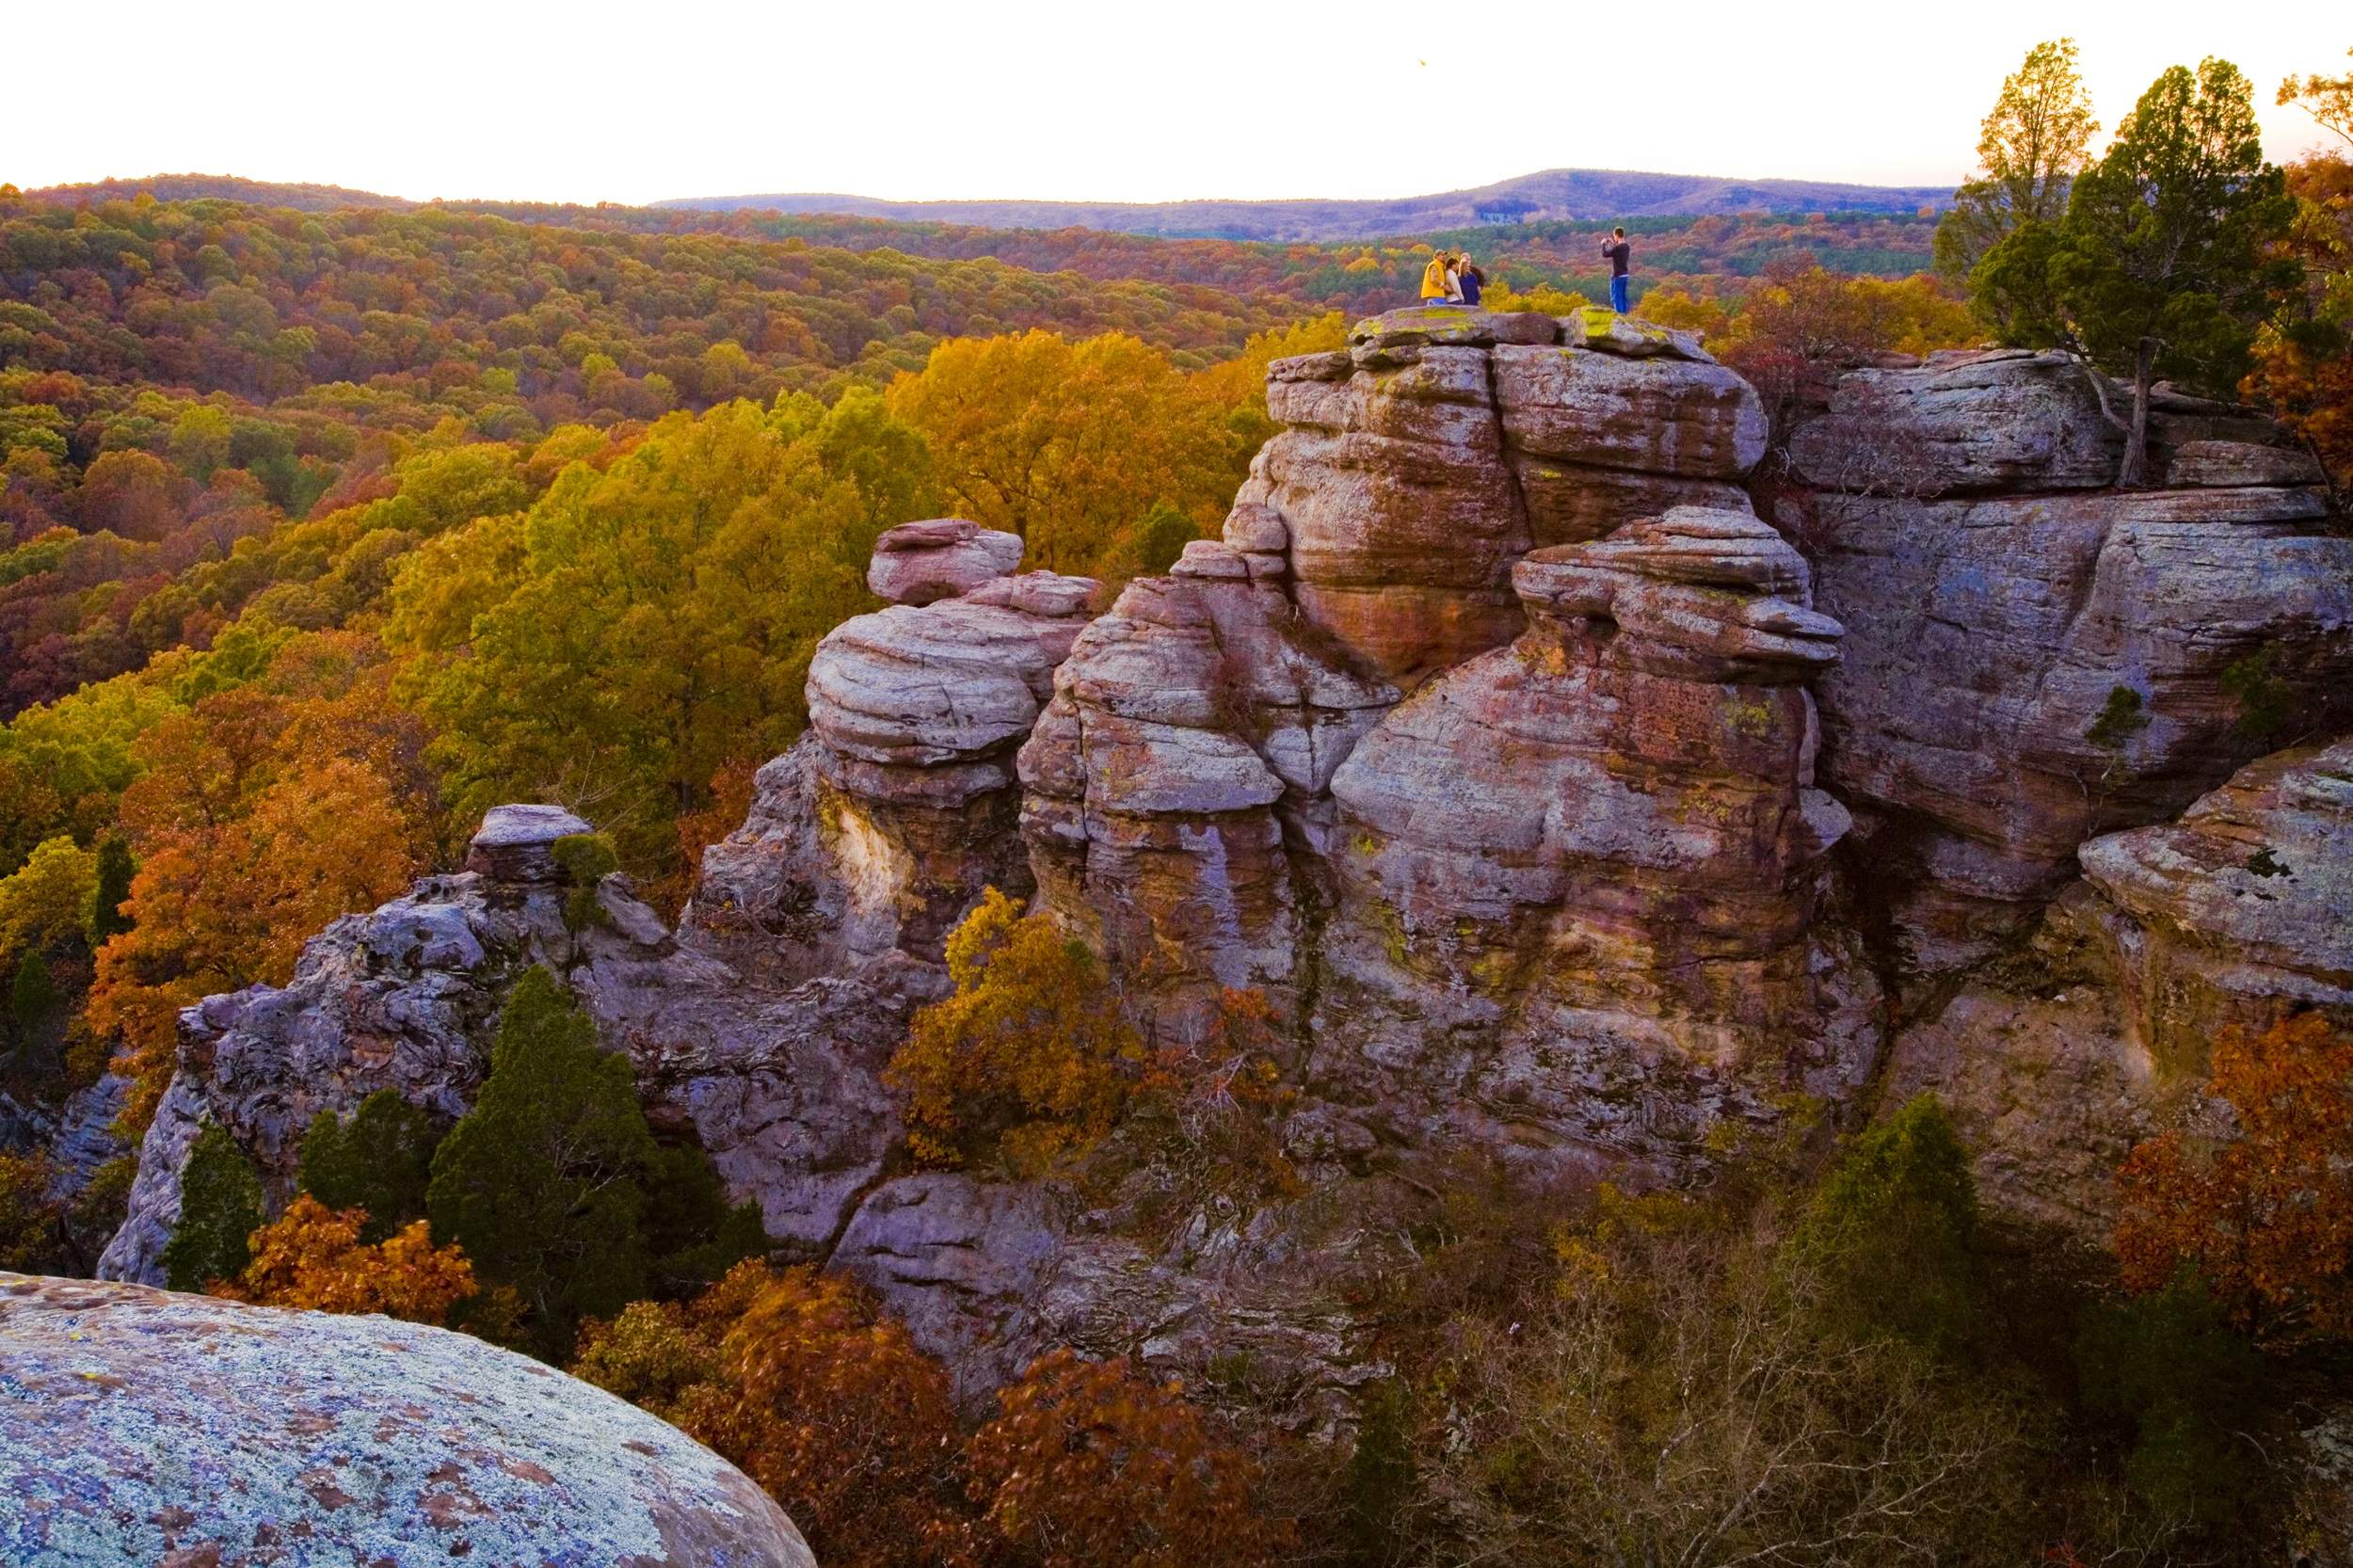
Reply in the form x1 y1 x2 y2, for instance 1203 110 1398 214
161 1123 264 1291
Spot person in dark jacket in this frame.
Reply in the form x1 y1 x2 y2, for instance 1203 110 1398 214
1456 253 1485 307
1600 227 1631 314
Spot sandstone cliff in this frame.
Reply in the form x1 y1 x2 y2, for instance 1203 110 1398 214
92 308 2353 1415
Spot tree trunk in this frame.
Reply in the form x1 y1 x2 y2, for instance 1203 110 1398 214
2120 337 2156 488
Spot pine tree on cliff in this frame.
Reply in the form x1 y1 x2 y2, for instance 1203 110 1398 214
1971 57 2297 486
162 1125 265 1291
86 837 136 947
425 967 762 1357
298 1089 446 1244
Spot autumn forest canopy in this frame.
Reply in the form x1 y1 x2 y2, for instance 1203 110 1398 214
4 34 2353 1563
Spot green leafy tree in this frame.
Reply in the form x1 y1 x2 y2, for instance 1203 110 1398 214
1936 40 2101 280
2074 1275 2270 1534
8 948 62 1066
1974 58 2298 485
162 1124 265 1291
297 1089 446 1244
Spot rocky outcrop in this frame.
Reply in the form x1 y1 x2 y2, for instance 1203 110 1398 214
1018 530 1394 1030
867 517 1027 604
1784 348 2353 972
1315 507 1877 1171
2077 738 2353 1073
1880 741 2353 1237
688 568 1098 975
0 1272 811 1566
1233 307 1764 689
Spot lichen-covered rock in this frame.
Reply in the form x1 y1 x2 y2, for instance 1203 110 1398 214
689 570 1098 971
1232 308 1769 689
1018 543 1395 1028
866 516 1026 604
1316 506 1877 1170
1783 350 2353 971
0 1272 810 1567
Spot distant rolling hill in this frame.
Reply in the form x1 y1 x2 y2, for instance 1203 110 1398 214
22 173 417 212
657 168 1957 241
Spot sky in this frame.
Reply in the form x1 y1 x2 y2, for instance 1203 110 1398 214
8 0 2345 207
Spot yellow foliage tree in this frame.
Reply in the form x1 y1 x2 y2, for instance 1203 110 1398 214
887 888 1141 1176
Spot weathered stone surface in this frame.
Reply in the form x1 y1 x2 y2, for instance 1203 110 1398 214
1020 552 1395 1028
691 572 1100 969
1491 344 1768 479
0 1272 811 1567
2077 739 2353 1070
1557 305 1715 362
1316 506 1877 1171
463 802 592 883
1236 310 1771 690
1785 359 2353 970
866 516 1026 604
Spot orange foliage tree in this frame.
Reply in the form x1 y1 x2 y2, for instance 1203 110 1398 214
219 1193 476 1325
84 632 440 1133
572 1260 963 1568
961 1349 1287 1568
886 888 1143 1176
2116 1013 2353 1336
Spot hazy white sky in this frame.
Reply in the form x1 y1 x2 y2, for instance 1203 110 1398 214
8 1 2345 206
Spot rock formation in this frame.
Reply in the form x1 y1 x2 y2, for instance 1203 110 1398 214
87 308 2353 1438
689 551 1098 977
1781 348 2353 972
1315 506 1876 1170
1234 307 1764 688
0 1272 811 1566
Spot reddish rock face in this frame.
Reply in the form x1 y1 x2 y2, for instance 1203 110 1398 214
866 516 1027 605
1784 349 2353 973
1232 308 1769 691
1316 507 1877 1170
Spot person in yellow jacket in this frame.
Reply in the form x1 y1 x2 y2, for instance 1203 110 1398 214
1419 251 1453 304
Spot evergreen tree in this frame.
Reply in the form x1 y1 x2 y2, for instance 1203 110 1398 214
162 1125 265 1291
297 1089 446 1244
427 967 755 1356
87 837 136 947
1935 40 2100 280
8 948 60 1061
1788 1094 1983 1361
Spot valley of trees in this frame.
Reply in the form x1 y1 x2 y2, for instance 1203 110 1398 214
3 33 2351 1566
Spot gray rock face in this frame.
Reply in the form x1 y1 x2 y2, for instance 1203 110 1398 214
0 1272 811 1567
867 516 1027 604
1783 350 2353 971
463 802 593 883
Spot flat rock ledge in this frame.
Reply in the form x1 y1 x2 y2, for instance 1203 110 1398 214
0 1272 813 1568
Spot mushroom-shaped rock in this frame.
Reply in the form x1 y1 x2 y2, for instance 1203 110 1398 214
867 517 1026 604
0 1272 814 1567
464 802 593 884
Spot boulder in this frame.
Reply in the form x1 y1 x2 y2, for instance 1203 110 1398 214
0 1272 811 1567
866 516 1026 604
463 803 593 884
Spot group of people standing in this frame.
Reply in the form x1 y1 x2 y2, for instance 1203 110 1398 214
1417 249 1487 306
1415 226 1634 313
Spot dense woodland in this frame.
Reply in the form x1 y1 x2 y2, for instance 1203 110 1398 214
4 37 2352 1568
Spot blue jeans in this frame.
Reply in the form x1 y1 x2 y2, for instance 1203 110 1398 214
1609 275 1629 313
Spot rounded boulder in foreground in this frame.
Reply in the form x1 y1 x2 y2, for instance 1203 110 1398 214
0 1272 814 1568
